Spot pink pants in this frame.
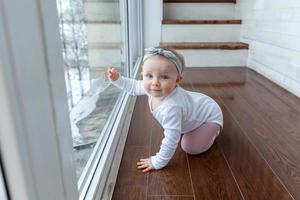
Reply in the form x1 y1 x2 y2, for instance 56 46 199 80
181 123 221 155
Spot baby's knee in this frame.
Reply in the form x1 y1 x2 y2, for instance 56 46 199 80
180 142 204 155
181 140 211 155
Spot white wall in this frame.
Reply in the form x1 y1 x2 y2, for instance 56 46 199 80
143 0 162 48
237 0 300 97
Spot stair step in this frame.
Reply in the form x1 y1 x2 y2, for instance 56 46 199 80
164 0 236 3
88 48 122 68
160 42 249 50
162 24 241 42
168 49 248 67
181 67 246 86
86 23 121 43
162 19 241 24
84 2 120 21
159 43 248 67
163 3 236 20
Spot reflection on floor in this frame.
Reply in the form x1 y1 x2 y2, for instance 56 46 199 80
113 67 300 199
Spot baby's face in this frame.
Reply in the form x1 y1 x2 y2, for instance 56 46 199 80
142 55 181 99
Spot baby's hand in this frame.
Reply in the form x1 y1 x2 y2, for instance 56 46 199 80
137 158 155 173
107 67 119 81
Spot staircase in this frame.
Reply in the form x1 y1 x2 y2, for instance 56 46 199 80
160 0 248 67
84 0 123 79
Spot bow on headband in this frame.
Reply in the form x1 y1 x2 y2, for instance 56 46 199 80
143 47 183 74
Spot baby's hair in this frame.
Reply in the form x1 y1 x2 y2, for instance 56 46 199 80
161 47 186 73
143 47 186 75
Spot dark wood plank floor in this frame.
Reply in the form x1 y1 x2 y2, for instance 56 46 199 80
112 67 300 200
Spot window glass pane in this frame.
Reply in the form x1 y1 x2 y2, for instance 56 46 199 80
55 0 124 182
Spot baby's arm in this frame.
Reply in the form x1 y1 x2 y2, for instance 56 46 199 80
151 130 181 170
107 68 146 96
137 126 181 172
151 107 182 170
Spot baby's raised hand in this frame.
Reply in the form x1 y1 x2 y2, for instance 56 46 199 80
107 67 119 81
137 158 155 173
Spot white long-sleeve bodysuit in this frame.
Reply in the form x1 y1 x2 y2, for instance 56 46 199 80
112 76 223 169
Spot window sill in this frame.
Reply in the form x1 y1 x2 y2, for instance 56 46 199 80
82 59 142 200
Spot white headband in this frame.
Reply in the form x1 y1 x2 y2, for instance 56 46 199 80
143 47 183 74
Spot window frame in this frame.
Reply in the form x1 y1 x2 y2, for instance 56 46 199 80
0 163 8 200
0 0 78 199
0 0 143 199
80 0 144 198
128 0 144 76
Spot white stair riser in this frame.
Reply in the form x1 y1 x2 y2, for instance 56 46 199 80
178 50 248 67
88 49 122 67
86 24 121 43
162 25 241 42
84 2 120 21
163 3 237 19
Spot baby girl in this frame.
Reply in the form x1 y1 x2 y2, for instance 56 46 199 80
107 47 223 172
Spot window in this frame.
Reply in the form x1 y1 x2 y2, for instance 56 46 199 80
56 0 122 182
0 164 8 200
55 0 143 197
0 0 143 199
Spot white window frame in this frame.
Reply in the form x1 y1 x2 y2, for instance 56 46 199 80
0 0 78 199
0 0 143 199
0 163 8 200
128 0 144 75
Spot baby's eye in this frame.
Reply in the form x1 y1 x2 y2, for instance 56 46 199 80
145 73 153 78
160 75 169 80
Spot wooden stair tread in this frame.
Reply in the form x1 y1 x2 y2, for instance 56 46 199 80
164 0 236 3
160 42 249 49
162 19 241 24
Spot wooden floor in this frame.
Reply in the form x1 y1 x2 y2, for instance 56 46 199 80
112 67 300 200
